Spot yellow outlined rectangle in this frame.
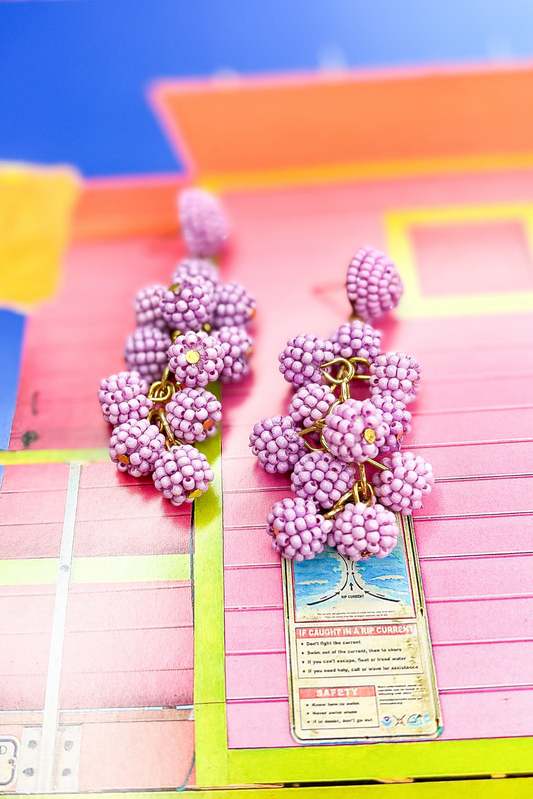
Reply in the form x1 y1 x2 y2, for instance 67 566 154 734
385 203 533 319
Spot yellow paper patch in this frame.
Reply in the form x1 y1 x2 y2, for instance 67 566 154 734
0 162 80 310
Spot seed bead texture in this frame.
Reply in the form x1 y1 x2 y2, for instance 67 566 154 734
166 387 222 443
327 501 399 561
178 188 228 257
370 394 412 454
279 334 335 389
249 415 306 474
323 398 390 463
134 285 168 331
152 444 214 506
369 352 421 404
124 325 171 382
288 383 336 431
372 451 434 514
329 320 381 371
109 419 166 478
291 450 356 510
215 325 253 383
346 247 403 322
168 330 225 388
213 282 256 328
267 496 333 561
171 257 219 289
160 275 216 333
99 371 152 426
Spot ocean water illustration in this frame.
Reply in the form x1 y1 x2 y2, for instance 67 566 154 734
293 534 414 622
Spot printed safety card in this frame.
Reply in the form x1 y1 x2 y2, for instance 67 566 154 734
282 515 442 744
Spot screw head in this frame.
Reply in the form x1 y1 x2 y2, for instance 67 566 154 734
185 349 200 364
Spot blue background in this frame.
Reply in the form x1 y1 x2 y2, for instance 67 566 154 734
2 0 533 178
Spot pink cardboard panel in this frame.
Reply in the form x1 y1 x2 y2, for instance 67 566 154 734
414 345 533 380
433 640 533 689
61 627 193 673
80 461 153 489
0 489 67 525
225 608 286 654
0 594 55 635
60 669 193 709
224 564 283 609
74 517 191 558
421 554 533 600
66 585 193 631
227 700 295 749
0 632 51 676
1 463 70 492
418 475 533 518
225 653 289 701
413 375 533 414
76 484 190 522
0 675 48 711
416 515 533 558
427 596 533 643
420 441 533 479
224 527 280 567
0 522 62 559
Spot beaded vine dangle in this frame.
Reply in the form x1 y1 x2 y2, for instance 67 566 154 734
249 247 434 563
99 188 256 506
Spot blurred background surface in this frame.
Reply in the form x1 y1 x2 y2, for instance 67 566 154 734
2 0 533 177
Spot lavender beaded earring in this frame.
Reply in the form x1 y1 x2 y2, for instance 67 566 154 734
249 246 434 563
99 188 256 506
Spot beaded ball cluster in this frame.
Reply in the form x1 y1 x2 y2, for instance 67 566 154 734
99 188 256 506
249 246 434 563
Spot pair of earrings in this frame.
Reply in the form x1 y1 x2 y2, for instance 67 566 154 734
98 187 434 571
249 248 434 563
98 188 255 505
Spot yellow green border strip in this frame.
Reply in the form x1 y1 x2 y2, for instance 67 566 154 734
0 554 190 585
0 447 108 465
27 780 533 798
193 383 230 788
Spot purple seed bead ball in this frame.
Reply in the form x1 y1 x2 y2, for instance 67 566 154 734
249 415 306 474
291 451 356 510
134 285 168 331
289 383 336 431
346 247 403 322
124 325 171 383
171 257 219 289
372 451 434 514
152 444 214 506
267 496 333 561
279 334 335 389
178 188 229 258
160 275 216 333
98 371 152 426
323 398 390 463
369 352 421 404
166 387 222 443
327 501 399 561
168 330 225 388
213 282 256 329
109 419 166 478
370 394 412 454
329 320 381 372
215 325 253 383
